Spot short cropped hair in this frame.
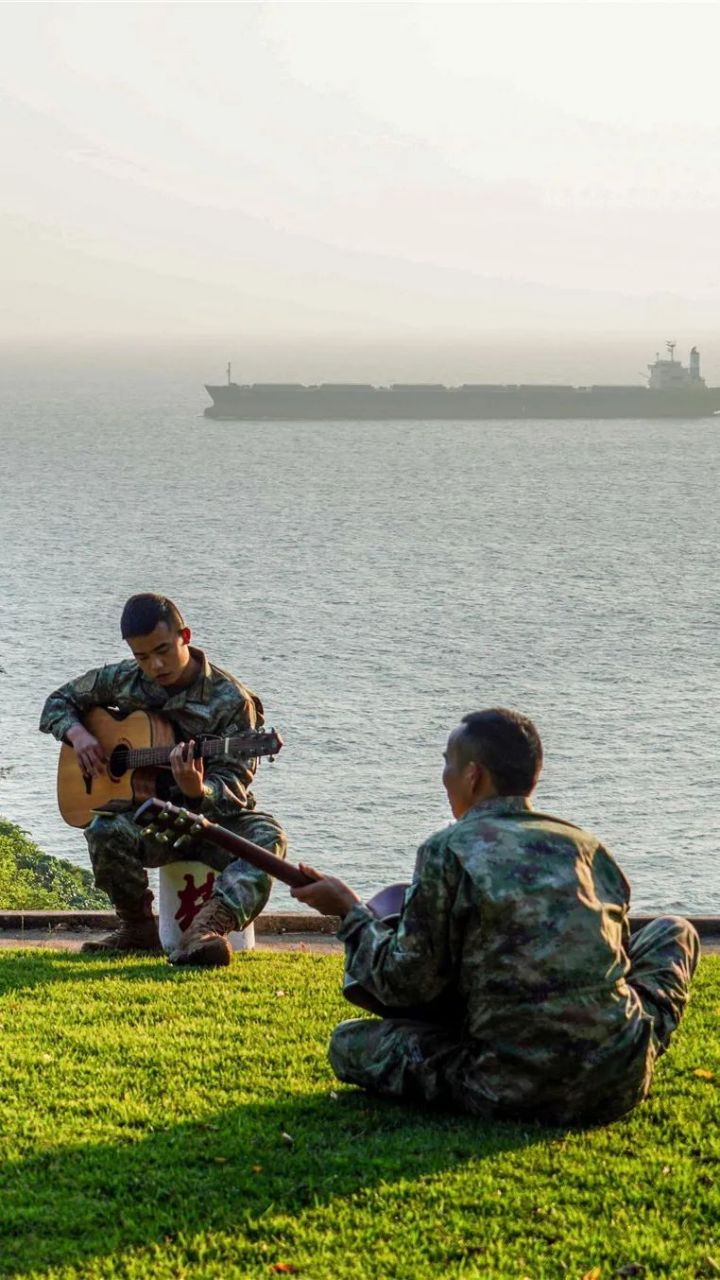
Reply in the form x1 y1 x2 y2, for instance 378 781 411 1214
455 708 543 796
120 594 185 640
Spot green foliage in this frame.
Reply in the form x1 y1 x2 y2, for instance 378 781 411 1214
0 950 717 1279
0 817 108 910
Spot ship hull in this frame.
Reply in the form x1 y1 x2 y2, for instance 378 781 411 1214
204 385 720 421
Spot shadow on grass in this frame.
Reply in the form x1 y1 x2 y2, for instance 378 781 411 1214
0 1087 562 1275
0 948 188 994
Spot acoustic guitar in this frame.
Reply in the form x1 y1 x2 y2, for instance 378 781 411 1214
57 708 282 828
134 798 460 1023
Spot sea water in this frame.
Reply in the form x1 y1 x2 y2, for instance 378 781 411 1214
1 361 718 913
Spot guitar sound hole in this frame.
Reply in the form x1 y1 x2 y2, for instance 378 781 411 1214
109 745 128 778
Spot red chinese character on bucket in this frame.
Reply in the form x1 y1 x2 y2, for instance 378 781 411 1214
175 871 215 931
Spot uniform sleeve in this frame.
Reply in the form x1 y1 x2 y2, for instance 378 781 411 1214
39 665 129 742
337 833 462 1007
177 689 264 818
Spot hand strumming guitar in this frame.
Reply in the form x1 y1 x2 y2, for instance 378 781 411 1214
66 724 107 777
170 739 205 799
290 864 361 919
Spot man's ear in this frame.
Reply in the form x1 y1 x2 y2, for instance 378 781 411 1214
469 760 494 799
468 760 484 789
180 626 192 645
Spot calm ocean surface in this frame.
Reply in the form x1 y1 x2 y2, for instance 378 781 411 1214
1 361 718 913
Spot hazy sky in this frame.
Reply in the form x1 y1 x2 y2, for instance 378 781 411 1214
2 2 720 375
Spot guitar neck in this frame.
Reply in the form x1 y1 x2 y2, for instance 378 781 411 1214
126 739 259 769
185 818 313 890
134 797 308 889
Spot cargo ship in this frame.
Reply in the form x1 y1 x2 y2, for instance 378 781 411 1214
204 344 720 421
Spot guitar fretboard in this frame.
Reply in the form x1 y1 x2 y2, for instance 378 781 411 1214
124 737 271 769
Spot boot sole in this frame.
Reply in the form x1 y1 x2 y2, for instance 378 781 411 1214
168 940 233 967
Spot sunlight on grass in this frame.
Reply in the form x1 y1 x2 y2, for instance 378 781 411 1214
0 950 718 1279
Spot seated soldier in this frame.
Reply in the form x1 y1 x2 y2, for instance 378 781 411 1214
292 708 699 1125
40 593 286 966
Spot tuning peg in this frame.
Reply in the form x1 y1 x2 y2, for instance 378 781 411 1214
155 832 172 845
172 834 193 851
173 811 190 828
191 821 204 836
157 808 171 823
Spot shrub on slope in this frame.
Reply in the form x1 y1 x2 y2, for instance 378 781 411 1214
0 817 108 909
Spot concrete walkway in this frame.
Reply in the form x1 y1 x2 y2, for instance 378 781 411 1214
0 911 343 954
0 912 717 954
0 926 342 954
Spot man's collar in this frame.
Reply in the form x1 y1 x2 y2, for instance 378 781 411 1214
465 795 534 819
189 647 213 700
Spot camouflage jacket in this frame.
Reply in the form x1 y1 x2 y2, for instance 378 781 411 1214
338 797 651 1105
39 648 264 818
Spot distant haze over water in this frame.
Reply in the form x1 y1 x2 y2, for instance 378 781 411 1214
3 334 720 390
1 352 718 914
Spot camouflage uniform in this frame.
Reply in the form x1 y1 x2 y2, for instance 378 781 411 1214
332 797 699 1124
39 650 286 925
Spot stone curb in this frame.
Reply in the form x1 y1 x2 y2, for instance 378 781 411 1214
628 915 720 938
0 909 341 934
0 910 718 938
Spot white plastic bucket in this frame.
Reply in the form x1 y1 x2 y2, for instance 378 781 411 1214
157 861 255 954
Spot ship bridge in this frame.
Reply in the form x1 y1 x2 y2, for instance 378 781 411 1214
648 342 705 390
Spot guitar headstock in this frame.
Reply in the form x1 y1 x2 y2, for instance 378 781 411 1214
228 728 283 760
134 798 209 852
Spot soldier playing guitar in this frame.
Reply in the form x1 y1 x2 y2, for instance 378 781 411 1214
40 592 286 966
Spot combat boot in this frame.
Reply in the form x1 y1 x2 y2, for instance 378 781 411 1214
168 897 238 967
81 891 163 954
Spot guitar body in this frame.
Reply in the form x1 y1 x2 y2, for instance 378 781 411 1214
343 882 465 1023
57 708 176 828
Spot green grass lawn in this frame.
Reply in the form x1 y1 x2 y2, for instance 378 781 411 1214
0 950 718 1280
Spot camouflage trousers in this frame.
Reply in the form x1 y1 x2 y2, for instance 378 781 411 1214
329 915 700 1124
85 807 287 928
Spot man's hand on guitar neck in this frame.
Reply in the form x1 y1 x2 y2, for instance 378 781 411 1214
170 740 205 800
291 864 362 919
66 725 107 777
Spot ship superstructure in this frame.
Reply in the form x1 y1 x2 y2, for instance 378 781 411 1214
647 341 705 390
204 345 720 421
